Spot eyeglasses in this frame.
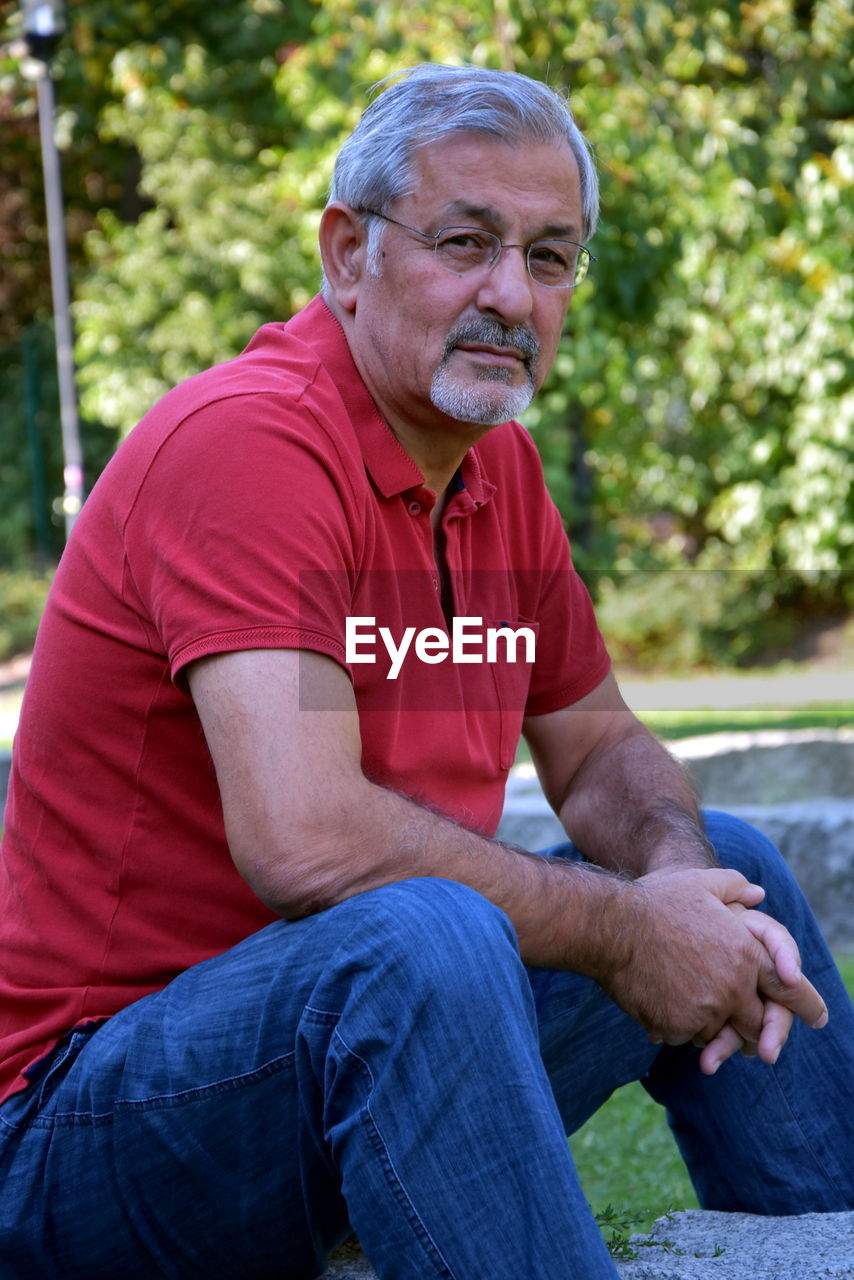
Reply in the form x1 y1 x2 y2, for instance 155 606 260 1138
358 209 596 289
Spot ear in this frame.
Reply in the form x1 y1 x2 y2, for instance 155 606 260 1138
319 202 370 313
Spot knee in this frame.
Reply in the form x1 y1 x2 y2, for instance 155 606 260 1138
343 877 523 1008
368 876 517 963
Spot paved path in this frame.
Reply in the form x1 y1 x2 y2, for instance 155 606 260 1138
620 667 851 713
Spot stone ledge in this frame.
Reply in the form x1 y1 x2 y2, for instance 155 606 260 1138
675 729 853 805
323 1210 854 1278
324 1238 376 1277
616 1209 854 1279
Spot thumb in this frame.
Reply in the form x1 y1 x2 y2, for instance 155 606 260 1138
700 867 765 909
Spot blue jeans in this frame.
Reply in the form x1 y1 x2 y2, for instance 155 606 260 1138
1 812 852 1279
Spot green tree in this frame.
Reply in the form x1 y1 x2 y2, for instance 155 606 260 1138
2 0 850 663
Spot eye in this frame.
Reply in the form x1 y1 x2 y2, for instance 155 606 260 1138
437 228 494 251
434 227 497 271
529 242 573 268
528 241 581 285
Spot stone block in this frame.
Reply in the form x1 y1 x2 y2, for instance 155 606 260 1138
616 1209 854 1278
323 1239 376 1278
676 730 853 806
323 1210 854 1278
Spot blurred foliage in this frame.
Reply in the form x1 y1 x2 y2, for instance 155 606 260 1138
0 323 117 567
589 568 853 668
0 569 52 661
0 0 851 666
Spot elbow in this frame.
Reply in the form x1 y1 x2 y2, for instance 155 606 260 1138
220 775 380 919
231 824 358 920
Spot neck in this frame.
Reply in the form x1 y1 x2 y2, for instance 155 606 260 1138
390 419 485 500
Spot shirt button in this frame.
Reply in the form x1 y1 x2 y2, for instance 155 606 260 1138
407 501 421 516
432 578 439 590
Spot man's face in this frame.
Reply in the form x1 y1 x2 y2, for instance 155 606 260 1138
346 131 584 440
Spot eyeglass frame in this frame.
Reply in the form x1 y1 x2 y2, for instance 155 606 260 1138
356 208 597 289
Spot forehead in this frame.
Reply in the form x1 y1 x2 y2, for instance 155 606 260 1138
402 131 583 239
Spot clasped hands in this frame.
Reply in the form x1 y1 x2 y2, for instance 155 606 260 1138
602 866 829 1077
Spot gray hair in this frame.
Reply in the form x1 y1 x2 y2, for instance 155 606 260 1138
327 63 599 274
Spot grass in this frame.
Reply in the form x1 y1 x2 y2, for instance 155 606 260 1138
641 702 853 741
572 954 854 1242
510 699 852 766
571 1083 697 1237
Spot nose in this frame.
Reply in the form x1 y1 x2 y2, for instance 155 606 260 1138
474 243 535 326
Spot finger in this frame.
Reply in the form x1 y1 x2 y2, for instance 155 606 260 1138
732 882 766 908
732 909 828 1030
754 945 828 1029
756 999 795 1065
724 980 769 1047
699 1023 745 1075
700 1002 791 1074
740 909 802 988
759 967 827 1029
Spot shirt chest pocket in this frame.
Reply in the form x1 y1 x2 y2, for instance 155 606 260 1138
482 616 539 771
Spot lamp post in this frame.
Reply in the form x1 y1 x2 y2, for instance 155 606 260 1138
21 0 84 539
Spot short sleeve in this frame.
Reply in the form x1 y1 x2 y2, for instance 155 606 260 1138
122 392 365 684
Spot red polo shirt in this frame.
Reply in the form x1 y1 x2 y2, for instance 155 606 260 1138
0 296 610 1102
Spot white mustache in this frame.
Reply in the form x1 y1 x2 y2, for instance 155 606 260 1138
442 320 540 373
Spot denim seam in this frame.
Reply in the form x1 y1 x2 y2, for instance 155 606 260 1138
332 1026 457 1279
303 1004 341 1022
15 1050 298 1129
766 1060 845 1199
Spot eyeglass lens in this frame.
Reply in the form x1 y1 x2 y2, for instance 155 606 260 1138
435 228 589 287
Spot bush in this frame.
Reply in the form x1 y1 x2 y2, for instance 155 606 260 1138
0 570 53 662
0 325 119 568
588 569 852 672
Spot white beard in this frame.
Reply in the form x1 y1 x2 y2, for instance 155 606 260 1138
430 362 536 426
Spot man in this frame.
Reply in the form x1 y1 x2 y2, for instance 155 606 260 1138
0 63 851 1280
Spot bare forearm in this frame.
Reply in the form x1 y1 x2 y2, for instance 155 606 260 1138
244 772 633 973
248 774 827 1062
556 727 716 876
